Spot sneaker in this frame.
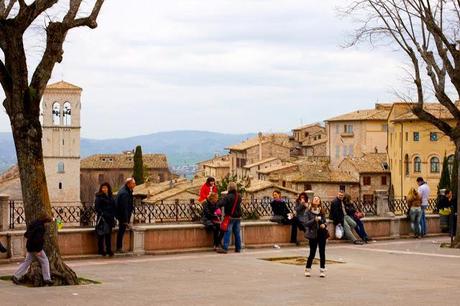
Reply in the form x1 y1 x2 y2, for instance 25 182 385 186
11 276 21 285
304 268 311 277
216 248 228 254
353 240 365 245
320 269 326 278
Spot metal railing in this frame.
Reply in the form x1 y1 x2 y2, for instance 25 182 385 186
388 198 438 216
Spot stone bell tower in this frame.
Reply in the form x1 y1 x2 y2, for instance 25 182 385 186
41 81 82 207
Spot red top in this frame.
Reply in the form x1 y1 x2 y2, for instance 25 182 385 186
198 183 218 202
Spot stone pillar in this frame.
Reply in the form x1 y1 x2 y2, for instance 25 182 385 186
389 218 401 239
131 227 145 255
374 190 394 217
8 231 26 260
0 194 9 232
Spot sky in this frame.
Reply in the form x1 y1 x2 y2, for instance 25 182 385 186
0 0 409 139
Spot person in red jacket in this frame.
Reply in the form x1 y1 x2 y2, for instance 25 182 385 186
198 177 218 202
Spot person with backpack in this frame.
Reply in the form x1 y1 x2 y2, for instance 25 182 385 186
12 215 54 286
216 182 242 254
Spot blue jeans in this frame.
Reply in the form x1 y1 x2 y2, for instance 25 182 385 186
223 219 241 251
354 218 368 240
410 207 422 236
420 206 427 236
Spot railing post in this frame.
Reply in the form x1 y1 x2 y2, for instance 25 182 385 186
175 199 179 222
0 194 9 232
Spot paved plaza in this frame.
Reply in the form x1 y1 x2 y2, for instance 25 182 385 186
0 237 459 306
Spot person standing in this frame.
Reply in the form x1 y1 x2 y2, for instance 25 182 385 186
95 182 116 256
217 182 242 254
198 177 218 203
417 177 430 237
303 196 328 278
12 215 53 285
407 188 422 238
201 192 224 250
116 177 136 253
330 190 364 245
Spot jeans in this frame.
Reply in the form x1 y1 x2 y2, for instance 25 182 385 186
409 207 422 236
354 218 368 240
97 231 112 254
343 215 358 242
420 206 427 236
14 251 51 281
223 219 241 251
116 223 128 250
306 235 327 269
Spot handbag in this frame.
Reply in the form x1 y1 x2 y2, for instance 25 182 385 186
335 224 344 239
354 211 364 219
96 216 111 236
220 193 239 232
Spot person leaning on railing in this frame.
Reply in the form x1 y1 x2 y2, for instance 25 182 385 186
407 187 422 238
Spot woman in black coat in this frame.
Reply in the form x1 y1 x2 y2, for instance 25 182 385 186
202 192 224 250
95 182 116 257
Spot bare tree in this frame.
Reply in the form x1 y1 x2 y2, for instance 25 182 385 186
0 0 104 285
345 0 460 246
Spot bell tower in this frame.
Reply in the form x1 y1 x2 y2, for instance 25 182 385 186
41 81 82 206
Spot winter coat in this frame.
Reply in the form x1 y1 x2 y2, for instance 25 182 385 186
24 220 47 253
295 201 308 223
303 210 328 240
116 185 134 223
330 197 345 225
95 192 116 227
198 183 218 202
270 200 290 219
202 200 221 227
218 191 242 218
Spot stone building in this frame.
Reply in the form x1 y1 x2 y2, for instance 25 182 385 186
338 153 391 202
80 152 172 202
290 123 327 157
257 162 299 183
226 133 291 180
326 103 391 168
197 155 230 180
244 180 299 203
242 157 282 180
141 178 205 204
387 103 456 198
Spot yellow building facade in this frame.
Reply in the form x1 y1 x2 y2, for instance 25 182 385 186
387 103 456 198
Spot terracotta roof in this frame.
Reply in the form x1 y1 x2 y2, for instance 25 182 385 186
339 153 389 174
257 163 297 175
326 108 389 122
245 180 298 194
286 163 359 184
203 160 230 168
243 158 280 169
197 155 229 166
142 178 205 203
134 178 189 196
391 102 460 121
292 123 324 132
226 133 290 151
81 153 169 169
302 138 327 147
45 81 82 91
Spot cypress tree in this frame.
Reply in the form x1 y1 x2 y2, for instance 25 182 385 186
133 145 145 185
438 153 451 192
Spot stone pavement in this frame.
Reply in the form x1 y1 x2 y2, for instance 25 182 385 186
0 237 459 306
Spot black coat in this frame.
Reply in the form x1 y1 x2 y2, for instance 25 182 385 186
330 197 345 225
218 191 242 218
25 220 47 253
270 200 290 219
202 200 220 227
95 193 116 227
303 210 328 240
116 185 134 223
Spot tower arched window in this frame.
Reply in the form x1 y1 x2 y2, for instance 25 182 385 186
57 162 65 173
52 102 61 125
404 154 409 176
448 155 455 176
414 156 422 173
430 156 440 173
63 102 72 126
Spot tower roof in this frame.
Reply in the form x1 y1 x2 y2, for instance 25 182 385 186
45 81 82 91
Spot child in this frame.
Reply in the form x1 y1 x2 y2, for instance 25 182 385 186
303 196 328 278
12 215 54 285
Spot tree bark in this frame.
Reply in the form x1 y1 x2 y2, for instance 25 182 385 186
453 139 460 248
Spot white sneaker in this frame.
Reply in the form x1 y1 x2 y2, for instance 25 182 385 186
304 268 311 277
320 268 326 278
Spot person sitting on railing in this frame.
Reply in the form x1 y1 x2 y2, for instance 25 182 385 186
269 190 301 245
344 194 371 243
0 241 6 253
198 177 218 203
330 190 364 245
437 189 455 233
202 192 224 251
95 182 116 257
407 188 422 238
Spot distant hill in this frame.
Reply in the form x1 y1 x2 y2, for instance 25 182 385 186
0 130 256 174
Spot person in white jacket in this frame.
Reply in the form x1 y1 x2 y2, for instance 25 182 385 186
417 177 430 237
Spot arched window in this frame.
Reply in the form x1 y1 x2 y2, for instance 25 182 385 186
57 162 65 173
414 156 421 173
448 155 455 176
430 156 440 173
63 102 72 126
404 154 409 176
52 102 61 125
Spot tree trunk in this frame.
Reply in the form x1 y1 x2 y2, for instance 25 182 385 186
453 140 460 248
10 104 78 286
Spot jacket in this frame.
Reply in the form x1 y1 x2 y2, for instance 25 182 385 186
198 183 218 202
294 201 308 223
116 185 134 223
202 200 221 226
330 197 345 225
408 195 422 208
303 210 328 240
25 220 47 253
95 192 116 227
270 200 290 219
218 191 242 218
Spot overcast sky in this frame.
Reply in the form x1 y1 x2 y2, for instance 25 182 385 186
0 0 408 139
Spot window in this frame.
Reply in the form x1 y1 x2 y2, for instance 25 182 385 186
381 176 387 185
414 156 421 173
304 132 309 137
304 183 312 191
339 185 346 192
57 162 64 173
448 155 455 176
63 102 72 126
430 156 440 173
282 181 286 187
430 132 438 142
318 135 321 139
405 132 408 142
344 124 353 133
413 132 420 141
58 182 62 190
52 102 61 125
363 176 371 186
404 154 409 176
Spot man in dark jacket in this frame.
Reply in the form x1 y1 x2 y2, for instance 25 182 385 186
116 177 136 252
217 182 242 253
329 191 364 245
